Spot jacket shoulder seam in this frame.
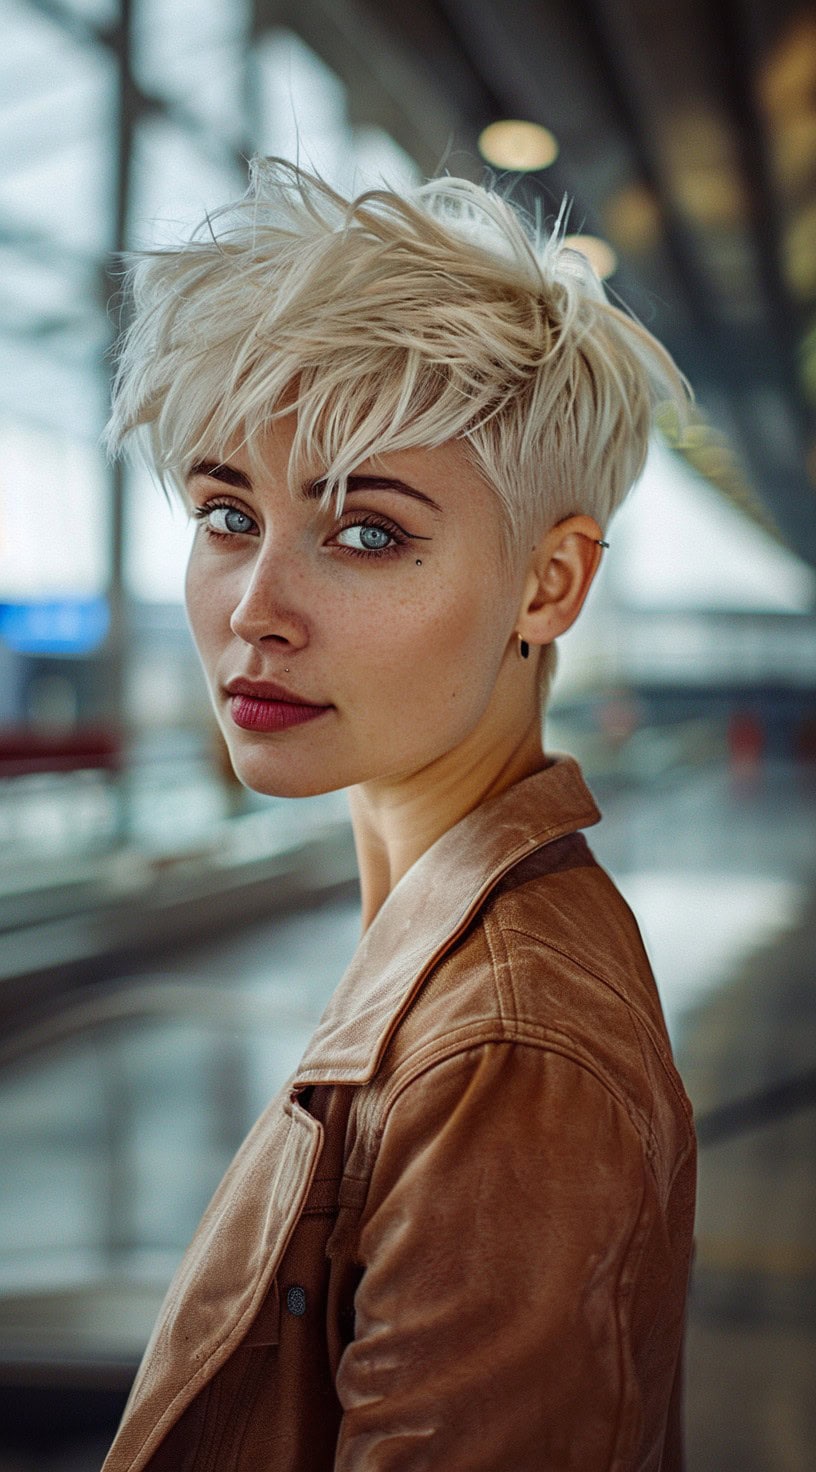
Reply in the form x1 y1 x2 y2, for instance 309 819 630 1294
373 1029 654 1161
494 917 695 1128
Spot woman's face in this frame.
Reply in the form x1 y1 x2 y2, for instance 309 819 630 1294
184 415 525 798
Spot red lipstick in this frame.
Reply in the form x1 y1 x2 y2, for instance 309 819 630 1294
225 679 331 733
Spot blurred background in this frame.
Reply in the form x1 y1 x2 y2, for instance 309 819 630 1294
1 0 815 1467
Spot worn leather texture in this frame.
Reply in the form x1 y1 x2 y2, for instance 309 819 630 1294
102 755 696 1472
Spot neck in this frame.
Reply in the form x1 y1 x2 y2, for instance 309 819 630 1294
348 712 548 932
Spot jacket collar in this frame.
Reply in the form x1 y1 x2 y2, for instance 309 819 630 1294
295 754 600 1088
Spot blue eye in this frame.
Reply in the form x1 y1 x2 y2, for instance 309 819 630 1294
334 521 401 554
211 506 255 534
194 502 257 536
359 525 391 550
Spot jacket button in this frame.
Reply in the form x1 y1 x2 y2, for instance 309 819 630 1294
286 1284 307 1317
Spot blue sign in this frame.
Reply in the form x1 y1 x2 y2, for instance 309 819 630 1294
0 597 110 655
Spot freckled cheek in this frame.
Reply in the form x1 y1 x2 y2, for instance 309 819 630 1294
343 583 497 701
407 572 513 702
184 554 236 662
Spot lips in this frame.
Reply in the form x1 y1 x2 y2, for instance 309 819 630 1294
224 678 331 733
224 677 326 707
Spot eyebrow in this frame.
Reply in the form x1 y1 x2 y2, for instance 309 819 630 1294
187 461 253 490
189 463 443 515
305 475 443 515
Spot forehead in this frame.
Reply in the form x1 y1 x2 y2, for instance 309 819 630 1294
200 417 500 514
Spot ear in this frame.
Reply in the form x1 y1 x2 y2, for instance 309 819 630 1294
515 514 606 648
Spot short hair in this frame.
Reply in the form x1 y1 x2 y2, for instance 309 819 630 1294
106 157 689 697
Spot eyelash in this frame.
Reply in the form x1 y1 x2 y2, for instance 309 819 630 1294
335 512 409 560
192 497 412 560
192 499 254 542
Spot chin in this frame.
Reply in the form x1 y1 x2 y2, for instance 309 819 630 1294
229 752 344 801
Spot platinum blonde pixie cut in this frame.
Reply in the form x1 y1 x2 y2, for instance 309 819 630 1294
107 158 689 689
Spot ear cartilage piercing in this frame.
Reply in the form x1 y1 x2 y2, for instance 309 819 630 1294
518 638 530 660
595 539 610 548
415 559 422 565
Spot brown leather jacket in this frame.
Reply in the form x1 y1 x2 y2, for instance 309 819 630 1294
103 756 696 1472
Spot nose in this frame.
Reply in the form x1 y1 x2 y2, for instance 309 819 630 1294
228 548 309 652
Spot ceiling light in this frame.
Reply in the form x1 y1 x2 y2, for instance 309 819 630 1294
562 234 618 280
758 14 816 117
784 203 816 299
477 120 558 172
604 184 662 253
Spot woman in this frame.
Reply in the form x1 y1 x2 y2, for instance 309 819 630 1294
103 160 696 1471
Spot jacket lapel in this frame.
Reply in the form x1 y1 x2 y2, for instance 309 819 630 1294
103 1088 322 1472
103 755 599 1471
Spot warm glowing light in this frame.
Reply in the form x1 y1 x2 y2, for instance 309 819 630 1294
477 120 558 172
759 16 816 197
562 234 618 280
784 203 816 299
758 14 816 117
604 184 662 253
675 167 746 229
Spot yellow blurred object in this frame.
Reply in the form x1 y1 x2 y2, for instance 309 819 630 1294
674 168 747 230
783 203 816 299
758 14 816 118
562 234 618 279
477 119 558 171
768 114 816 196
758 16 816 201
603 183 662 253
662 110 747 230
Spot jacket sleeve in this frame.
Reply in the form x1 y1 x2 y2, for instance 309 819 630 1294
334 1040 685 1471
